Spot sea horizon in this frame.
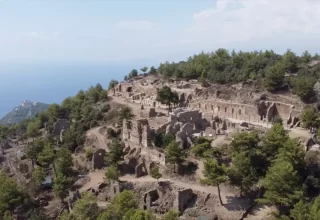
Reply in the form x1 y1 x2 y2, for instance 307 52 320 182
0 62 140 118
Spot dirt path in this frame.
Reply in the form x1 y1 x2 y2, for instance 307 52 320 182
120 175 235 197
86 126 108 150
80 170 237 200
80 170 105 192
110 96 168 116
227 118 311 140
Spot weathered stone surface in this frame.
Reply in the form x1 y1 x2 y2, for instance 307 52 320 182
314 82 320 101
92 149 106 170
174 188 195 213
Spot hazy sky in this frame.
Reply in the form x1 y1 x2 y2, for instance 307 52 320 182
1 0 320 64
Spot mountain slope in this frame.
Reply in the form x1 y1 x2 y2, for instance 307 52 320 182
0 100 50 125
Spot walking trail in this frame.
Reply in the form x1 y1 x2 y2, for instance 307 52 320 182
86 126 108 150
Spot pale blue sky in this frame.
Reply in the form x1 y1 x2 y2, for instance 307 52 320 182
1 0 320 64
0 0 320 116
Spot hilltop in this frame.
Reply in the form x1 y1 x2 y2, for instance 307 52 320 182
0 100 50 125
1 49 320 220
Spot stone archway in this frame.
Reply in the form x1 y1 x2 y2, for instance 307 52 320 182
126 87 133 93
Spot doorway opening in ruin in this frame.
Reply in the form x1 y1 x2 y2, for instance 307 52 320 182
218 106 220 111
198 104 201 108
232 108 234 114
225 107 227 113
153 102 156 107
260 115 263 120
239 109 241 115
211 105 213 110
126 87 133 92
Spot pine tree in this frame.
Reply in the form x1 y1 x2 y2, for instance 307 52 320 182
202 159 228 205
165 141 186 173
258 161 303 211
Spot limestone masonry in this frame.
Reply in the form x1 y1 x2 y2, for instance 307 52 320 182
113 76 304 152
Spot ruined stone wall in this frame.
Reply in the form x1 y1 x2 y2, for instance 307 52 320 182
92 149 106 170
175 110 202 130
174 189 195 213
190 99 302 124
123 118 151 148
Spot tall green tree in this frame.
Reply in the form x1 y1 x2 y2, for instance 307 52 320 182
140 67 148 74
55 147 73 176
275 138 306 174
310 196 320 220
301 50 312 64
69 193 101 220
108 79 119 90
26 138 45 168
98 190 139 220
150 166 162 182
32 166 45 188
53 172 72 201
26 121 40 140
0 172 25 214
38 143 56 174
228 152 258 197
156 86 179 112
106 139 125 166
258 161 303 211
165 141 186 173
119 106 134 128
290 200 310 220
105 165 120 183
263 63 285 91
282 49 299 73
261 123 288 164
149 66 157 75
301 107 320 129
129 69 138 78
202 159 228 205
292 76 316 102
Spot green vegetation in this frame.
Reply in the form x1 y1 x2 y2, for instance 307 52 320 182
202 159 228 205
301 106 320 129
156 86 179 112
154 132 175 149
165 141 186 173
105 165 120 183
191 137 212 158
162 210 179 220
108 79 119 90
106 139 125 166
0 171 26 215
0 101 50 125
124 49 320 102
150 165 162 182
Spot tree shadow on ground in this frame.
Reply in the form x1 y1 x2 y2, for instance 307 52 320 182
224 196 252 212
178 161 198 175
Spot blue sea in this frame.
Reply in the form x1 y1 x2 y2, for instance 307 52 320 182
0 62 135 117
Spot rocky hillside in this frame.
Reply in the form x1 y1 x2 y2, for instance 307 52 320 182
0 100 50 125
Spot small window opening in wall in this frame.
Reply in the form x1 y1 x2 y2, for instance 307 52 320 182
239 109 241 115
260 115 263 120
211 105 213 110
232 108 234 114
225 107 227 112
198 104 201 108
218 106 220 111
190 117 193 121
